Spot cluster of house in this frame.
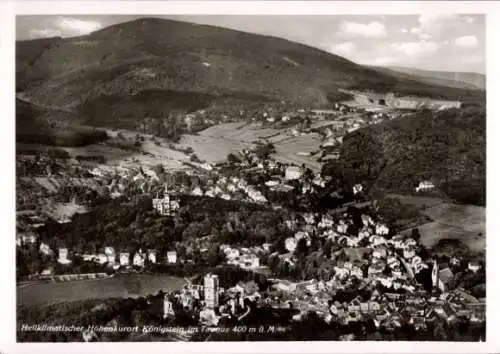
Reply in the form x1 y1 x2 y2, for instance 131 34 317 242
219 244 270 271
188 174 268 203
266 271 484 333
162 273 264 327
37 243 179 271
247 206 485 330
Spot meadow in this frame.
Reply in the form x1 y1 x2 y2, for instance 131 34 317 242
396 196 486 253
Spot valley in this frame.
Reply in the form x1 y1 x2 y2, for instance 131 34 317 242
15 16 487 343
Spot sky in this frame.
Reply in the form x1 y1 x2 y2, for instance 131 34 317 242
16 14 486 74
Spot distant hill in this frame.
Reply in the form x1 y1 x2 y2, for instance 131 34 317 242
373 66 485 90
330 107 486 206
16 17 485 133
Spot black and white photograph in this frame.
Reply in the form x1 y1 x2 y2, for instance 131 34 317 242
4 1 495 348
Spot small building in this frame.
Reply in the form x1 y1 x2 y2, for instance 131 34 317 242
104 247 115 265
119 252 130 266
147 249 157 264
285 237 297 253
468 261 481 273
352 184 363 195
57 248 71 264
39 242 53 256
167 251 177 264
133 251 145 268
96 254 108 265
285 166 302 180
415 181 435 193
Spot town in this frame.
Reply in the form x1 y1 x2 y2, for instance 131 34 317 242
17 100 485 342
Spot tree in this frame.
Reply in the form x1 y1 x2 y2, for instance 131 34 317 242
411 228 421 242
207 245 225 267
322 239 333 259
227 153 242 164
295 238 308 257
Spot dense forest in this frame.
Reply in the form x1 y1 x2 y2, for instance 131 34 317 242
326 107 486 206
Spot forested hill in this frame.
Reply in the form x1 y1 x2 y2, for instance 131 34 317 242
334 107 486 206
17 17 484 115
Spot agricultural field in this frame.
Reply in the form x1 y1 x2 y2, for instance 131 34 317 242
181 121 326 169
198 122 281 142
17 275 186 307
272 133 323 171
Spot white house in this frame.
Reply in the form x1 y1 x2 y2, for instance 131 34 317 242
468 261 481 273
285 166 302 180
96 254 108 265
39 242 53 256
82 254 96 262
192 186 203 196
337 223 348 234
265 180 280 187
133 252 145 267
285 237 297 253
201 163 213 171
148 249 157 264
416 181 435 193
222 248 239 261
105 247 115 265
57 248 71 264
375 224 389 236
120 252 130 266
248 189 267 203
352 184 363 195
403 249 416 260
167 251 177 264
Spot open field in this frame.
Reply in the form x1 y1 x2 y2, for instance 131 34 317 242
272 133 323 171
407 221 485 253
198 122 281 142
395 195 486 253
181 122 326 169
17 275 186 307
387 194 449 209
181 122 285 163
422 203 485 235
180 133 254 163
